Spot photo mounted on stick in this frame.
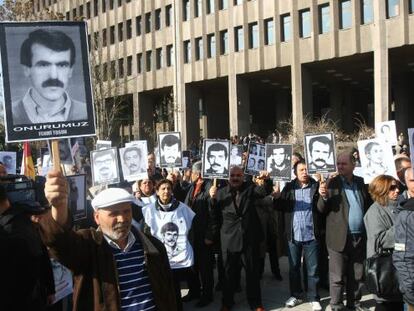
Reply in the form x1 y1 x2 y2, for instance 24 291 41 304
67 174 87 221
304 133 336 174
0 21 95 142
357 138 398 184
158 132 182 168
90 147 120 186
265 144 292 181
96 140 111 150
229 144 243 166
47 138 73 165
119 141 148 182
201 139 230 179
245 142 266 176
0 151 16 174
375 120 398 146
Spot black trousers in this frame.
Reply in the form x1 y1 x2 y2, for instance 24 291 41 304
222 247 262 309
375 301 404 311
194 243 214 299
172 267 200 311
328 234 365 307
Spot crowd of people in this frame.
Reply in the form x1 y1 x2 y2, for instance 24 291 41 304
1 132 414 311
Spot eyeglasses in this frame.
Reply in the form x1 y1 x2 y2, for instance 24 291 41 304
389 184 399 191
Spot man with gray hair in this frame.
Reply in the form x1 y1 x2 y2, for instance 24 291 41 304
184 161 216 307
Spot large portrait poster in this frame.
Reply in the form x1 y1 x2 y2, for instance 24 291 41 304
158 132 182 168
0 151 16 174
375 120 398 146
67 174 87 221
90 147 120 186
265 144 292 181
357 138 397 184
245 142 266 176
119 141 148 182
201 139 230 179
0 21 95 142
304 133 337 174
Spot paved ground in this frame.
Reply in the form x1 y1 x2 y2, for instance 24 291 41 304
182 255 376 311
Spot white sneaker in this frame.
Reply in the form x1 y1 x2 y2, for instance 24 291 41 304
285 296 302 308
310 301 322 311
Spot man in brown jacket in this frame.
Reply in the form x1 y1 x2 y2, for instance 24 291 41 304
40 169 177 310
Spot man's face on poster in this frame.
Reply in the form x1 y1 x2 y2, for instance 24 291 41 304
58 140 70 161
231 147 238 156
208 149 227 173
95 153 113 180
163 230 178 248
162 143 179 164
310 140 331 168
124 149 141 174
271 147 286 166
24 44 73 103
367 143 383 164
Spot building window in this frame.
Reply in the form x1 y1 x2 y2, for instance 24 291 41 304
86 2 91 18
195 0 202 17
110 60 116 79
264 18 274 45
220 29 229 54
219 0 228 10
94 0 98 16
184 40 191 63
146 51 152 71
72 8 76 18
110 25 115 44
234 26 244 52
137 53 142 73
166 5 172 26
102 0 106 12
234 0 243 5
156 48 163 69
79 5 84 17
386 0 400 18
207 0 214 14
155 9 161 30
118 0 122 7
195 37 203 60
126 19 132 39
166 45 174 66
65 11 70 20
339 0 352 29
127 55 132 75
281 14 291 42
145 12 151 33
318 3 330 34
360 0 373 24
118 22 123 41
207 33 216 57
109 0 114 10
136 16 142 35
183 0 190 21
102 28 107 46
410 0 414 13
248 22 258 48
103 63 108 81
299 9 311 38
118 58 124 78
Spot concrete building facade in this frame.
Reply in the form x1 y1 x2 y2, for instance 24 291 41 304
38 0 414 148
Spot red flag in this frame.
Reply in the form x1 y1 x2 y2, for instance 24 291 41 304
21 141 35 179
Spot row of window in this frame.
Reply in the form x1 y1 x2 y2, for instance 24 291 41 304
182 0 254 20
65 0 134 20
98 45 175 81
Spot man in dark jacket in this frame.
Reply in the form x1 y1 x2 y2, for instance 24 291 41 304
318 151 372 311
40 169 177 311
272 159 323 310
184 161 215 307
0 185 55 311
209 166 270 311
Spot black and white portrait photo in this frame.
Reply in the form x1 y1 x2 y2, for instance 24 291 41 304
202 139 230 179
91 147 120 186
304 133 336 174
375 120 398 146
41 153 52 176
229 145 243 166
96 140 112 150
158 132 182 168
119 142 148 182
67 174 87 221
48 138 73 165
245 142 265 176
0 151 16 174
182 151 191 169
408 128 414 169
265 144 292 181
357 138 397 184
0 21 95 142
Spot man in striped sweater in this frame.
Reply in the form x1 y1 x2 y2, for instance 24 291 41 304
40 169 177 310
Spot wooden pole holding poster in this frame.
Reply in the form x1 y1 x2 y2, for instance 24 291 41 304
51 140 62 172
213 178 217 187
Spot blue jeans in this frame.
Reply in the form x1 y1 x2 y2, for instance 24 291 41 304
287 239 320 301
